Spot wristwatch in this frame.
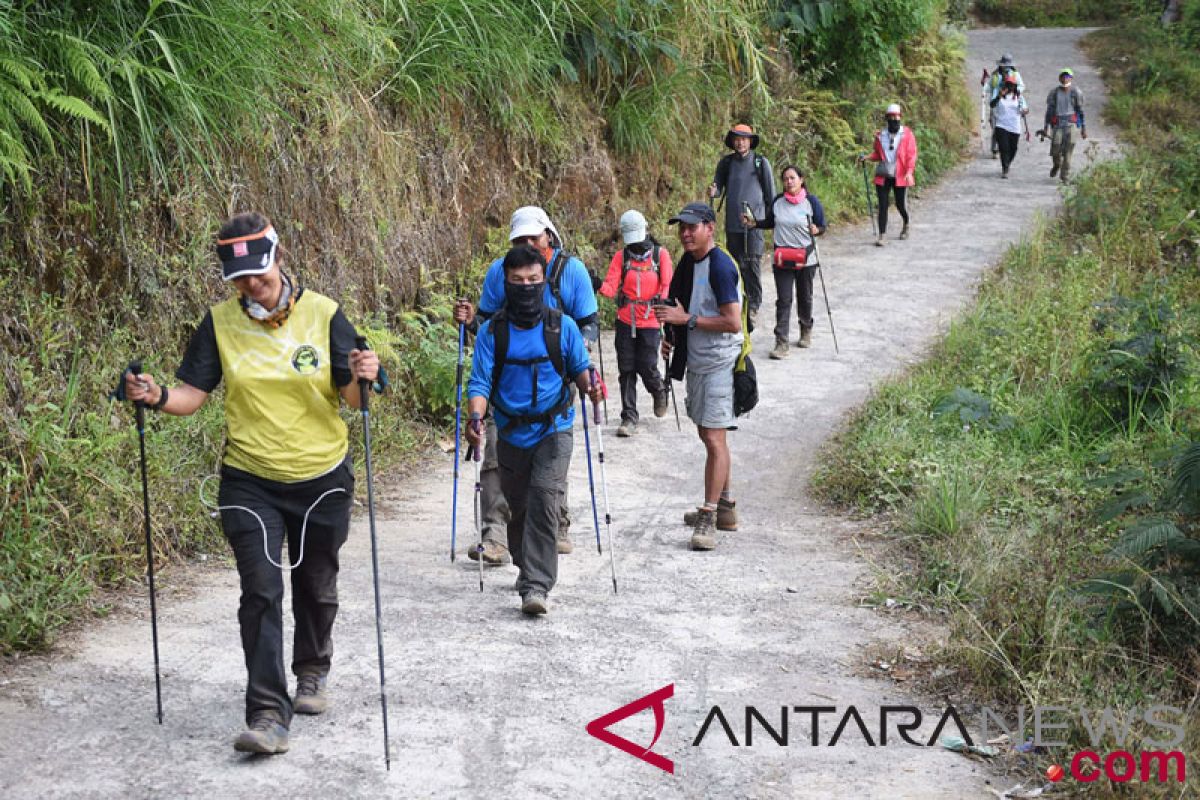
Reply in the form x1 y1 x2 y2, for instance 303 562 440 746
686 313 698 331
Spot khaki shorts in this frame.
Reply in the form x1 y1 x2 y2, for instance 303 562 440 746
685 368 737 430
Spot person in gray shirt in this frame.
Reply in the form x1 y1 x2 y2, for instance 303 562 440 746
709 123 774 328
1043 67 1087 183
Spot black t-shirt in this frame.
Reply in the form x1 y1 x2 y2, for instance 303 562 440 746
176 295 358 392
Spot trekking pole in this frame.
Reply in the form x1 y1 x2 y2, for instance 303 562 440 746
861 160 878 237
467 420 484 593
979 68 990 154
579 387 603 555
117 361 164 724
354 336 392 771
662 329 681 431
811 242 839 354
596 341 609 424
450 322 465 563
588 367 618 593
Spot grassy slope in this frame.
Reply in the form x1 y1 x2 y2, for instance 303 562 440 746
814 9 1200 788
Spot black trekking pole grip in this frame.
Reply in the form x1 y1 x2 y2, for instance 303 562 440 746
589 366 602 425
354 336 371 412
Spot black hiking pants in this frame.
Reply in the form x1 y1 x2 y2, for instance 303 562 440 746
996 128 1020 171
614 320 665 424
876 178 909 235
498 431 573 597
725 230 764 316
219 458 353 728
773 265 815 342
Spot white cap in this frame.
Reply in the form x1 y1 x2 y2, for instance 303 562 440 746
885 103 903 117
509 206 561 245
618 209 647 245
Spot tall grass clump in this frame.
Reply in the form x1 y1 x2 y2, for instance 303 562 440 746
813 13 1200 786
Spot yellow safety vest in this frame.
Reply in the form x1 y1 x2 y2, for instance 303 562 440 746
212 290 348 482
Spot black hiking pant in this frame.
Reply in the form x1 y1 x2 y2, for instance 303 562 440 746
996 128 1020 171
725 230 764 316
219 458 354 728
876 178 909 235
498 431 573 597
614 320 665 424
773 266 815 342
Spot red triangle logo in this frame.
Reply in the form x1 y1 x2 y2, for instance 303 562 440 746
586 684 675 774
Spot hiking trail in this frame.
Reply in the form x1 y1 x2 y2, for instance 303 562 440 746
0 28 1118 799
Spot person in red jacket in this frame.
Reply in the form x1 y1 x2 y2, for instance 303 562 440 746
860 103 918 247
598 210 674 437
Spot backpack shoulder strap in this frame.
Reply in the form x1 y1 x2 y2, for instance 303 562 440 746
547 249 568 309
754 155 771 204
489 309 510 400
543 307 565 379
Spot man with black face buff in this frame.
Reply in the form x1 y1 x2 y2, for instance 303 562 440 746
464 244 603 615
453 207 600 563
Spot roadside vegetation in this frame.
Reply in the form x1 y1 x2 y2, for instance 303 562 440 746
815 8 1200 788
1 1 968 652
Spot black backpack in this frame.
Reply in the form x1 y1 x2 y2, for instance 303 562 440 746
488 306 571 432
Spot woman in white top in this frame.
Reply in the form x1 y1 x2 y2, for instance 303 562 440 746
743 166 827 358
989 73 1028 178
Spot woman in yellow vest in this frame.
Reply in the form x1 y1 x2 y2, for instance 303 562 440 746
123 212 380 755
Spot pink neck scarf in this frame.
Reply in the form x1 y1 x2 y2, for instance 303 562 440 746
783 188 807 205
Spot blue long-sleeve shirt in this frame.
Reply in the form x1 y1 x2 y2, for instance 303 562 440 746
468 315 590 448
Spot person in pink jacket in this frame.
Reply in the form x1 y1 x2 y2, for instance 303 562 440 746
598 210 674 437
860 103 918 247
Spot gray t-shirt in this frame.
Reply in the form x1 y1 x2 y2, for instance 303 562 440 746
770 197 816 253
716 152 774 233
687 252 744 374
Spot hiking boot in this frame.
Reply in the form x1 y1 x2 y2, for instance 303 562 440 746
683 499 737 531
1001 167 1009 179
293 674 328 715
556 527 573 554
689 509 717 551
468 538 511 565
653 391 669 418
1049 163 1059 178
1060 168 1070 183
616 420 637 437
798 328 812 348
521 592 548 615
747 309 758 332
875 233 886 247
234 715 289 755
769 339 790 360
899 224 910 240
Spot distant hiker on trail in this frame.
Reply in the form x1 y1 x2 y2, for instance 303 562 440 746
708 123 774 330
453 206 599 561
987 53 1026 157
655 202 744 551
859 103 918 247
742 165 827 358
1043 67 1086 183
991 73 1029 178
464 244 602 615
122 212 381 755
597 209 673 437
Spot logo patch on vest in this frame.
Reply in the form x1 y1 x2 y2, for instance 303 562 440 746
291 345 319 375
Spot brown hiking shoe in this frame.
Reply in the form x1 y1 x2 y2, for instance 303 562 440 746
616 420 636 437
293 674 328 716
683 499 737 531
689 509 717 551
769 339 789 360
653 391 669 418
468 538 511 565
556 527 573 554
798 328 812 348
875 233 886 247
234 714 289 755
899 224 910 240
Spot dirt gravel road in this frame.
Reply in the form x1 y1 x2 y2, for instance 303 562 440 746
0 27 1118 800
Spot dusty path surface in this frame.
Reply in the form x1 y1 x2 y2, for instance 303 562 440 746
1 28 1117 800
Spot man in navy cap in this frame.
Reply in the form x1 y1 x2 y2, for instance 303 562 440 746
655 202 744 551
